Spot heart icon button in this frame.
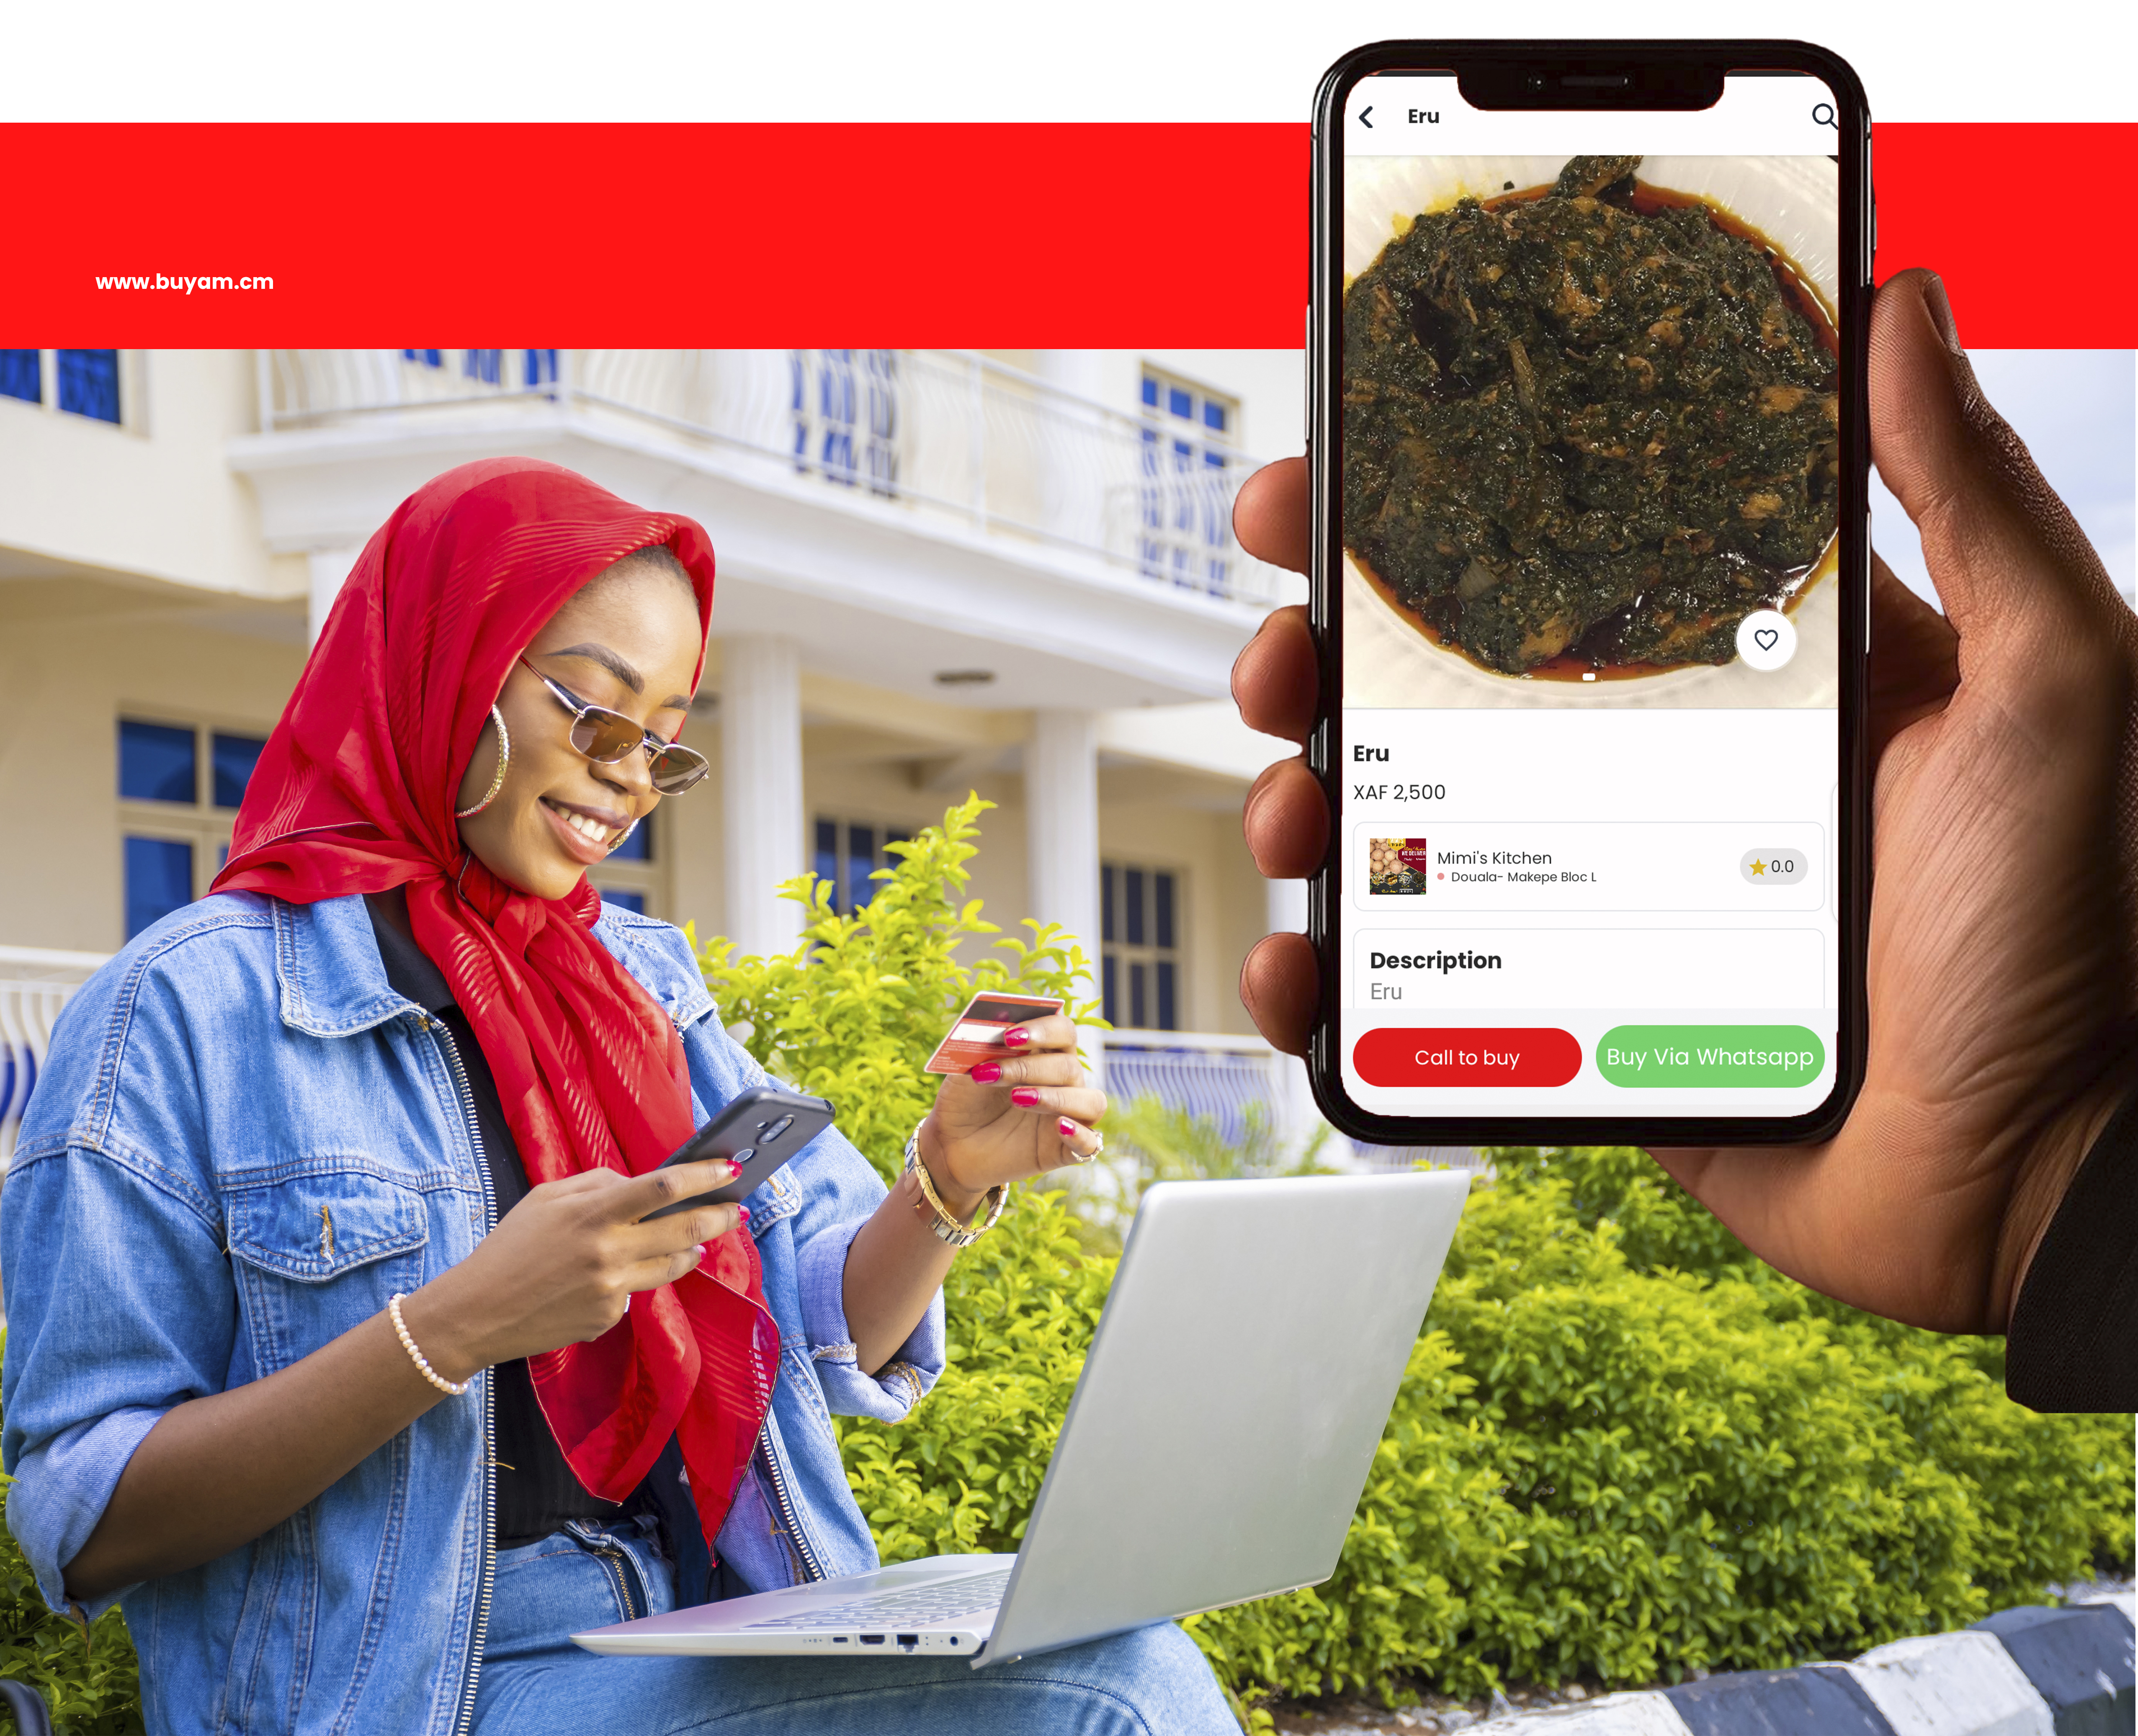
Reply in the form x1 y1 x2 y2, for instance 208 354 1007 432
1735 609 1797 673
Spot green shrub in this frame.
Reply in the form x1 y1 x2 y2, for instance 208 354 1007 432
0 799 2127 1729
0 1358 144 1734
691 792 1098 1185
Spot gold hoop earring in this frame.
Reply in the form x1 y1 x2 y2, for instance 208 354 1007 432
606 817 639 854
453 705 510 819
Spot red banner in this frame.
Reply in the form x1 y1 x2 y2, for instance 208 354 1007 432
4 122 2129 347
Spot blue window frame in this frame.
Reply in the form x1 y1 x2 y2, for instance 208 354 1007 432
1137 368 1239 594
211 732 269 809
464 350 502 386
813 816 910 917
118 720 197 804
600 888 647 915
0 351 40 404
57 350 121 424
124 836 195 939
402 350 443 368
526 350 560 388
1101 860 1182 1031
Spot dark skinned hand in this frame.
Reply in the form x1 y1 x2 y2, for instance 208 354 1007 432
1229 268 2138 1335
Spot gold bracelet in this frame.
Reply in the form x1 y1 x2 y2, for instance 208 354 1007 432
903 1117 1006 1247
388 1293 470 1396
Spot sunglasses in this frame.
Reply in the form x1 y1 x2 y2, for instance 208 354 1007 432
516 655 711 795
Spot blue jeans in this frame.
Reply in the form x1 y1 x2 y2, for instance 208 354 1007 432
473 1519 1242 1735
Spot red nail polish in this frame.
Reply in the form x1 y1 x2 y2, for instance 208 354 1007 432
738 1205 751 1222
1059 1117 1077 1139
971 1061 1003 1084
1011 1087 1040 1108
1003 1027 1032 1050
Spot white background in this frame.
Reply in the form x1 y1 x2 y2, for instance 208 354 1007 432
1 2 2131 122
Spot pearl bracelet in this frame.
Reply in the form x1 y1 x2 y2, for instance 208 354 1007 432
388 1292 470 1397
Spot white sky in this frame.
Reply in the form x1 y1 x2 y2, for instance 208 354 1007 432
1873 353 2137 608
3 1 2132 123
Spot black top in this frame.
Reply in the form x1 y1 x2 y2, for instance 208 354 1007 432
2006 1083 2138 1414
364 895 634 1549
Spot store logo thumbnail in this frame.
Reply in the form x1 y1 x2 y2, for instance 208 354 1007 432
1369 838 1431 895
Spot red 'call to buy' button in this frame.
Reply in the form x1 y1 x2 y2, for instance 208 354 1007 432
1353 1027 1583 1088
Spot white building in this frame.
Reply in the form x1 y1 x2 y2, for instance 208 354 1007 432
0 346 1332 1157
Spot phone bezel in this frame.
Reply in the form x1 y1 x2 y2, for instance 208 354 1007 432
1306 39 1872 1146
643 1085 835 1218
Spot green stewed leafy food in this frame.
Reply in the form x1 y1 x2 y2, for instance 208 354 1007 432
1344 154 1840 676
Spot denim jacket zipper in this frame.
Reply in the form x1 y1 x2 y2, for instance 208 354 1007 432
562 1520 652 1622
758 1419 825 1584
429 1018 499 1736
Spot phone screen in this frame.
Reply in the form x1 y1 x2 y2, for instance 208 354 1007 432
1332 69 1855 1125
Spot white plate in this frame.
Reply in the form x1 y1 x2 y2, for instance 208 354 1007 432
1342 154 1841 712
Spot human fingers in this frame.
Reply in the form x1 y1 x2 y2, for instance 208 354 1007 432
1232 605 1319 744
992 1082 1108 1126
1233 456 1310 575
615 1158 743 1224
1866 552 1959 765
992 1013 1080 1055
964 1051 1089 1090
619 1202 745 1290
1044 1114 1105 1170
1869 270 2121 648
1244 756 1329 879
1239 931 1319 1057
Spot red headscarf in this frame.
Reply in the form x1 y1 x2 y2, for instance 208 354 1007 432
215 457 777 1559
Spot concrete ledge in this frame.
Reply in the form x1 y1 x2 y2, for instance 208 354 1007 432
1970 1605 2135 1736
1470 1691 1693 1733
1663 1666 1889 1734
1454 1599 2133 1736
1845 1632 2053 1736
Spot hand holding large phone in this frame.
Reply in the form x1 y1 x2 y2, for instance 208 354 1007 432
1232 269 2138 1336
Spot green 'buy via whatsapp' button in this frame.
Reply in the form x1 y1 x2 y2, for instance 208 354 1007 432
1596 1025 1825 1088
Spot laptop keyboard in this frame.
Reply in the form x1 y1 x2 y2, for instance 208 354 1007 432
747 1568 1013 1631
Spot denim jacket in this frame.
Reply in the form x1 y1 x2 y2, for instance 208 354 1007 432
0 891 942 1736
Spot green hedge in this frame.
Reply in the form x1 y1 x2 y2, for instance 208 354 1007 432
1 799 2129 1730
839 1143 2131 1707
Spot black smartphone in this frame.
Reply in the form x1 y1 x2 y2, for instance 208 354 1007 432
1308 41 1870 1145
640 1085 836 1220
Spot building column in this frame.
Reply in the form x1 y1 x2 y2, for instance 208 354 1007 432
1263 874 1326 1149
1025 709 1101 994
307 546 364 644
719 635 805 960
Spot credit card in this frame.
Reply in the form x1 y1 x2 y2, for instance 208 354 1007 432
925 992 1066 1075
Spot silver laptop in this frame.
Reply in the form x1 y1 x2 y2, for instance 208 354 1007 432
574 1169 1470 1669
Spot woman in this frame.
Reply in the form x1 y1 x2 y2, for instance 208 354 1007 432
1 458 1237 1734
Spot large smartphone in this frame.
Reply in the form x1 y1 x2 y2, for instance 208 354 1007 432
1308 41 1869 1144
640 1085 836 1219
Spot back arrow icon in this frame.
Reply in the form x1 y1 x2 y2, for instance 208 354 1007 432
1360 105 1373 127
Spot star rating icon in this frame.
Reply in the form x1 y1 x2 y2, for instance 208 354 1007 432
1750 860 1765 875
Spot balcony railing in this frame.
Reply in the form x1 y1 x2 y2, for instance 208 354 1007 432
257 349 1294 608
0 952 1468 1178
1099 1028 1485 1175
0 947 106 1168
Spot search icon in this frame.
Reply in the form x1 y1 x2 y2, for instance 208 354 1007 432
1812 101 1837 128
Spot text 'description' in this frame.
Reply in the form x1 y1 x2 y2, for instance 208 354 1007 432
1353 1026 1582 1087
1351 822 1824 911
1353 928 1824 1011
